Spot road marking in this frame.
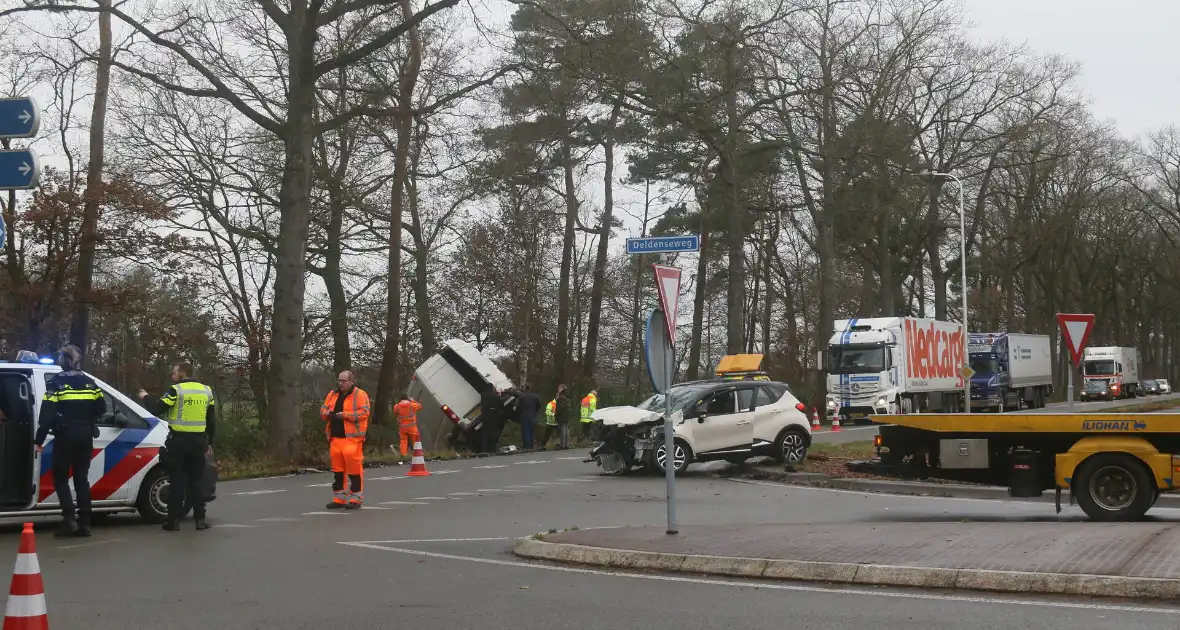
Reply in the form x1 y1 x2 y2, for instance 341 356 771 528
212 524 260 528
256 517 301 522
556 456 585 460
476 489 502 492
556 478 596 483
513 460 548 465
361 506 392 510
505 485 534 489
447 492 477 496
306 483 333 487
380 500 430 506
431 470 460 475
232 489 288 496
338 542 1180 616
351 537 518 544
303 511 349 515
413 497 447 500
474 465 509 469
57 538 127 550
371 475 407 481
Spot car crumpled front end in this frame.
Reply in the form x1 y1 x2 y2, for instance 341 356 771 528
587 406 669 475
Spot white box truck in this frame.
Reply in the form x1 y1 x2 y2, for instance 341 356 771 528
968 332 1053 411
407 339 516 451
825 317 967 423
1082 347 1140 399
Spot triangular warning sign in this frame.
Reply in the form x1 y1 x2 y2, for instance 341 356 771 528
652 264 682 347
1056 313 1095 368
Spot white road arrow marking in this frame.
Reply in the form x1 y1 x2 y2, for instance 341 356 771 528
18 161 31 176
18 110 31 124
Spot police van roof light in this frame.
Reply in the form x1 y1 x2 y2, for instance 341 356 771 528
38 357 54 365
14 350 39 364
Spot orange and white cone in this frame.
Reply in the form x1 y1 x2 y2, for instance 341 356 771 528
407 440 431 477
831 414 842 432
4 523 48 630
811 409 823 432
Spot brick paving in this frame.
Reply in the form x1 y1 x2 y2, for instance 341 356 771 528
547 522 1180 579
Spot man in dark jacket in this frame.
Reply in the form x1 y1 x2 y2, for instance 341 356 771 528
478 386 505 454
515 384 541 450
35 345 105 538
553 384 572 450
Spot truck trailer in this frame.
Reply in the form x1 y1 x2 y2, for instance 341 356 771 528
871 411 1180 521
1082 347 1139 400
825 317 967 423
968 332 1053 411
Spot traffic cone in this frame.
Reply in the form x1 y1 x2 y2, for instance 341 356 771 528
830 414 842 432
407 440 431 477
4 523 48 630
811 409 823 432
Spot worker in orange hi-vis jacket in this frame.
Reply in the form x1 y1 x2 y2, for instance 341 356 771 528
393 393 423 456
319 371 370 509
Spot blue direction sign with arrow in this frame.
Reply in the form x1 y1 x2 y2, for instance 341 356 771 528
626 235 700 255
0 149 39 190
0 97 38 139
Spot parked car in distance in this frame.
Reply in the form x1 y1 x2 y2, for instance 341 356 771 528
1158 379 1173 394
1140 379 1161 395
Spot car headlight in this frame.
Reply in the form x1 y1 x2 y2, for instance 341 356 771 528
876 396 887 407
826 399 837 409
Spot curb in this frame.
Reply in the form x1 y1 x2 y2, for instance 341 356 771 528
513 538 1180 600
727 470 1180 507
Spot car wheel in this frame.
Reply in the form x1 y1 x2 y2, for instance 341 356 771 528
1074 454 1154 522
774 428 809 465
651 440 691 475
136 467 192 524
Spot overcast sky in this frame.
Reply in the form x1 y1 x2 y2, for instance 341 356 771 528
964 0 1180 138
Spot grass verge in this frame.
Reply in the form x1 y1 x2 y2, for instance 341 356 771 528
808 440 875 460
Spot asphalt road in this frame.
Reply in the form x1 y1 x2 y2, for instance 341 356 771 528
2 451 1180 628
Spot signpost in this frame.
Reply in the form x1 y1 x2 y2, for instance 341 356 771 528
626 235 700 255
0 150 39 190
1056 313 1096 410
641 262 683 535
0 97 39 139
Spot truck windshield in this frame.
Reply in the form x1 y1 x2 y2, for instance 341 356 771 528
970 356 1001 374
1084 361 1117 376
827 345 886 374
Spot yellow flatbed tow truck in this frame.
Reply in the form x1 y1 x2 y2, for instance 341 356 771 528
869 412 1180 521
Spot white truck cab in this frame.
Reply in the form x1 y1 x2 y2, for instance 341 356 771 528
0 352 216 522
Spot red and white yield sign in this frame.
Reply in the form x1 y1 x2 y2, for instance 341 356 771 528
1056 313 1096 367
652 264 682 347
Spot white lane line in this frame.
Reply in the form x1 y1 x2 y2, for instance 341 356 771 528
303 511 349 515
337 543 1180 616
361 506 393 510
232 489 288 496
513 460 548 465
412 497 447 500
431 470 460 475
556 479 596 483
58 538 127 550
530 482 572 486
306 483 333 487
256 517 301 522
371 475 407 481
474 465 509 469
556 456 585 460
351 537 518 544
212 524 260 528
380 500 430 506
476 489 502 493
447 492 477 496
505 485 535 489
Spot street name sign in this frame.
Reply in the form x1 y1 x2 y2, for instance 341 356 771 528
626 235 700 255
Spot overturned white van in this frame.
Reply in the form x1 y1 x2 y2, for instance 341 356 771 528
407 339 515 451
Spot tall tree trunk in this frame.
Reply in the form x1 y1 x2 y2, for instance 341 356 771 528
555 136 577 387
323 192 350 373
265 33 317 460
69 0 112 352
407 175 435 358
686 199 711 380
926 191 948 320
375 0 422 428
583 99 622 378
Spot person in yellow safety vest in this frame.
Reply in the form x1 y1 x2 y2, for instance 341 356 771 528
579 389 598 442
138 361 217 532
393 393 423 456
539 398 558 449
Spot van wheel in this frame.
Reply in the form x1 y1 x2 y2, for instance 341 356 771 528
1074 454 1154 521
136 467 191 523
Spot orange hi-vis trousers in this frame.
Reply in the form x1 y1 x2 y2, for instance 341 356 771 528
330 437 364 505
399 426 419 456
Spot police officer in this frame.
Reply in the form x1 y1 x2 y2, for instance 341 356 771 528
138 362 216 531
34 345 104 538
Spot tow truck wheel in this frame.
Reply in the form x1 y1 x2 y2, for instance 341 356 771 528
1075 454 1154 521
137 467 193 523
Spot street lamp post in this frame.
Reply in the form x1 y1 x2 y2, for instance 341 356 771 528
922 170 971 415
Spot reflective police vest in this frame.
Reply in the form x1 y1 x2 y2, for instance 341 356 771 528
163 381 213 433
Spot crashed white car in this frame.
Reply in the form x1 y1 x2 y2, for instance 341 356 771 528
588 379 811 475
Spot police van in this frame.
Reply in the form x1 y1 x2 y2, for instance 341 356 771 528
0 352 217 523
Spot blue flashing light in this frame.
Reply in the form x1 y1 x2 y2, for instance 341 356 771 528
38 357 54 365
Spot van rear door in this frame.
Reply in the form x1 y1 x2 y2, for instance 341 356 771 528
0 370 37 510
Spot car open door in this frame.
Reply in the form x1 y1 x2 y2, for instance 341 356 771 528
0 370 37 510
